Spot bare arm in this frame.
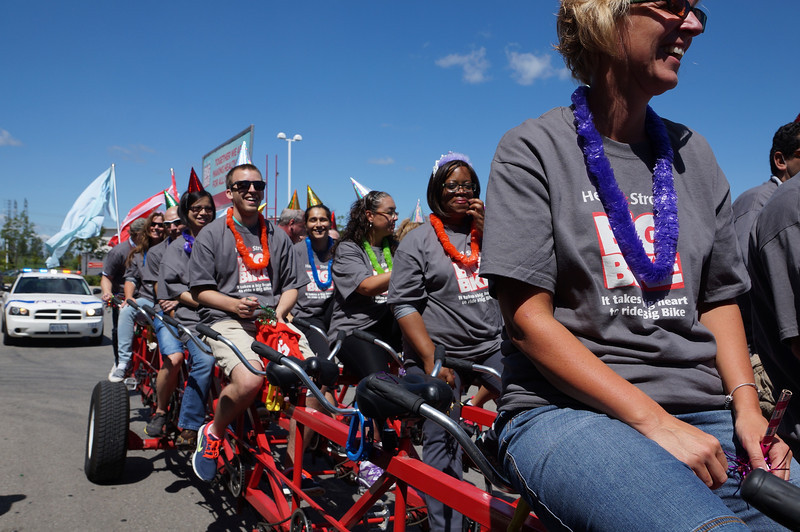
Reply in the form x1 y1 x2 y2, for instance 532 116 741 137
275 288 298 322
496 277 729 488
700 300 792 479
397 311 455 384
100 275 113 302
192 286 259 319
355 272 391 297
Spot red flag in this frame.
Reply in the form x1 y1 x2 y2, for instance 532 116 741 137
795 113 800 123
188 167 204 193
109 185 175 246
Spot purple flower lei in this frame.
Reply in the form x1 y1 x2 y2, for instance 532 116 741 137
306 236 333 290
182 230 195 256
571 86 679 284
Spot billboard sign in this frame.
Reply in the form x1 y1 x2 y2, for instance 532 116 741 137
201 126 254 214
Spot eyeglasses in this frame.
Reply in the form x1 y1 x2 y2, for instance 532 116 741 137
150 222 165 228
165 219 181 226
629 0 707 33
188 205 215 214
442 181 478 193
373 209 398 219
230 180 266 193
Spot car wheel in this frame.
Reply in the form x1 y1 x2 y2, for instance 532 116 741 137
85 380 129 483
2 317 16 346
88 333 104 346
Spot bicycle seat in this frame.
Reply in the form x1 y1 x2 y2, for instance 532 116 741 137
265 356 339 393
356 372 452 420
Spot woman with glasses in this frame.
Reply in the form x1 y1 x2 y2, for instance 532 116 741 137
328 190 400 379
388 152 502 531
481 1 798 530
154 190 216 446
292 204 336 357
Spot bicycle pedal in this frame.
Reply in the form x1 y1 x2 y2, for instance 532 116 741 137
123 377 137 391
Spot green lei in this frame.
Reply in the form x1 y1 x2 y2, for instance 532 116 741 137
362 238 393 274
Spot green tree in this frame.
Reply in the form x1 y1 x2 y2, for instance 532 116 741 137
1 199 44 271
60 235 108 271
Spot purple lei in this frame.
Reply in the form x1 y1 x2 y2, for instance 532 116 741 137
571 86 679 284
182 230 195 256
307 236 333 290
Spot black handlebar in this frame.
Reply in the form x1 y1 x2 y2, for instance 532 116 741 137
251 341 284 364
741 469 800 530
196 324 221 341
352 329 377 344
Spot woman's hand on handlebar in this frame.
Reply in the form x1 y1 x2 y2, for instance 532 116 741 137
735 408 793 481
640 415 729 489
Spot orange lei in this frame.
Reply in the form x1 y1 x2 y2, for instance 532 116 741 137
429 213 481 268
226 208 270 270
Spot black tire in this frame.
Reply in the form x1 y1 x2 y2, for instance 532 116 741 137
290 509 311 532
2 318 17 346
88 331 104 346
84 380 130 483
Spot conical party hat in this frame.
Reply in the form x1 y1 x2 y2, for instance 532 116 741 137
188 167 204 193
237 140 251 165
412 198 424 224
287 190 300 210
307 185 323 208
330 210 337 230
164 190 179 208
350 177 372 199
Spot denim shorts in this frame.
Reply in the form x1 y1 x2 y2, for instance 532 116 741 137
498 405 799 531
153 314 184 357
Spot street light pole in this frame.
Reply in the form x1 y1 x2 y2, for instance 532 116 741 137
276 132 302 205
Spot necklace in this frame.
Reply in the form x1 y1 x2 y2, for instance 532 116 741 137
429 214 481 268
306 237 333 290
571 86 679 284
362 238 393 274
182 230 195 255
226 208 270 270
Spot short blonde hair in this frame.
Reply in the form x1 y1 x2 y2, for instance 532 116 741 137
556 0 631 85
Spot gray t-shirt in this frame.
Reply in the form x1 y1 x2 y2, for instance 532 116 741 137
102 239 134 294
732 177 781 347
328 240 391 341
142 238 171 301
189 215 306 326
123 253 146 300
748 175 800 444
159 234 200 333
388 221 501 364
482 106 749 415
292 239 334 322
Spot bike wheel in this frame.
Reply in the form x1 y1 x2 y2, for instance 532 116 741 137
84 380 129 483
290 509 311 532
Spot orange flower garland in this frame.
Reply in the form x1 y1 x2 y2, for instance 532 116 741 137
429 213 481 268
226 207 270 270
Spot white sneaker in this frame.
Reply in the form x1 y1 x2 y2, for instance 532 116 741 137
108 364 126 383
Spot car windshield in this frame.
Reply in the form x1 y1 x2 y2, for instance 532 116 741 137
14 277 91 296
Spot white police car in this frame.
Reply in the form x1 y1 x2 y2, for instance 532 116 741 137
1 269 105 345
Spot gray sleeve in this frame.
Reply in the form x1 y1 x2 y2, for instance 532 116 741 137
189 228 218 289
331 241 372 300
388 238 426 305
123 255 139 285
481 123 557 291
755 226 800 342
271 224 307 292
701 166 751 303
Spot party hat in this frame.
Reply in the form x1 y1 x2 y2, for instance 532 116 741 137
258 203 266 213
307 185 322 208
330 210 337 230
412 199 424 224
287 190 300 210
188 167 204 192
236 140 251 165
350 177 372 199
164 190 179 208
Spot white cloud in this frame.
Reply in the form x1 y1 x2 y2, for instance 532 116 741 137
108 144 156 163
0 129 22 146
368 157 395 166
435 47 490 84
506 48 570 85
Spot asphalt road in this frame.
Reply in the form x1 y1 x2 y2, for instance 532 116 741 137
0 310 258 532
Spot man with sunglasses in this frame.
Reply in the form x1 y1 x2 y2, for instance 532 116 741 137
163 205 185 241
629 0 707 32
188 163 310 482
747 122 800 458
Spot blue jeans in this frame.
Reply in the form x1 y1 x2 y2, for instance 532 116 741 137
153 314 183 356
498 406 799 532
178 336 215 431
116 297 152 368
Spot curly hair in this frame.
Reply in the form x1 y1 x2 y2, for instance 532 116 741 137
333 191 397 256
556 0 631 85
770 122 800 176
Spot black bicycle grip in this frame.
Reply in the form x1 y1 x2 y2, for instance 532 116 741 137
368 376 424 416
159 312 180 328
741 468 800 530
352 329 379 344
140 304 157 317
433 344 446 365
251 341 284 364
126 298 140 309
196 324 221 341
292 317 311 329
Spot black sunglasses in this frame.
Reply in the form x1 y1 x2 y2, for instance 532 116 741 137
229 180 266 193
165 219 181 226
629 0 707 33
150 222 165 228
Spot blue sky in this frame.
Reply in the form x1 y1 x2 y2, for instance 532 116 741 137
2 1 799 240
